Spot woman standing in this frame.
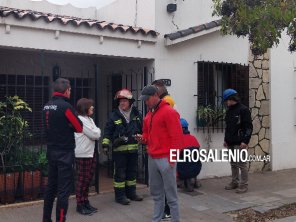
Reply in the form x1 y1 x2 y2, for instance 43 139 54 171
75 98 101 215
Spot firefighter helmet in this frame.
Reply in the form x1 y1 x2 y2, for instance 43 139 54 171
114 89 134 100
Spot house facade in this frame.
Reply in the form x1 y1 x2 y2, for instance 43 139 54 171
0 0 295 183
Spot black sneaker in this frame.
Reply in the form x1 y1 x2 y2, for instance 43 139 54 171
76 204 93 215
161 213 171 221
84 202 98 213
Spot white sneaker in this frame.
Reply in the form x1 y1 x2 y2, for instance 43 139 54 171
161 214 171 221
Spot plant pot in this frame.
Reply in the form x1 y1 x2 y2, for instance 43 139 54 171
196 117 207 128
22 170 41 201
0 172 20 204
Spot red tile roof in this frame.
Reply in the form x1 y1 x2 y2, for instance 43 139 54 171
164 19 221 40
0 6 158 37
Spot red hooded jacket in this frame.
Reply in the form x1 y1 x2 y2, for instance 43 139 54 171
142 100 183 159
182 134 200 150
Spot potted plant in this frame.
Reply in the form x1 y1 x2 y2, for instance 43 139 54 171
0 96 31 204
0 165 22 204
196 105 217 128
38 149 48 194
196 105 226 149
20 150 41 201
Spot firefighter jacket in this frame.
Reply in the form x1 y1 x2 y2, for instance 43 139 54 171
224 102 253 146
102 106 142 152
43 92 83 151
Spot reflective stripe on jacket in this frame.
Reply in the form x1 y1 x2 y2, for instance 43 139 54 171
102 106 142 152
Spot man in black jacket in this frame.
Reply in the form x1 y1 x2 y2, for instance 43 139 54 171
42 78 83 222
223 89 253 194
102 89 143 205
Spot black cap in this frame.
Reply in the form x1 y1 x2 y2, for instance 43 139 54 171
139 85 158 101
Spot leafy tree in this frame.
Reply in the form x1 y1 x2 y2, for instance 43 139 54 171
212 0 296 55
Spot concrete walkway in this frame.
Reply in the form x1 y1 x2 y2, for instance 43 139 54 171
1 169 296 222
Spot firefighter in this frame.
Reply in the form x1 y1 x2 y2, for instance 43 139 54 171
102 89 143 205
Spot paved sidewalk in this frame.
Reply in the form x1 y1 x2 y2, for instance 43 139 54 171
1 169 296 222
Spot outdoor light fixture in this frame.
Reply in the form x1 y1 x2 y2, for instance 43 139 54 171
167 3 177 13
52 65 61 81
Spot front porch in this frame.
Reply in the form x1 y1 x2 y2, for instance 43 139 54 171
0 47 154 204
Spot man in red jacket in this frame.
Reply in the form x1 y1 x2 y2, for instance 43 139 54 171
136 85 183 222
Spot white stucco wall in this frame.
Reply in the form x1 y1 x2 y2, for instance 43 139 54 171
0 0 157 61
0 16 156 59
153 33 249 178
154 0 249 178
155 0 219 35
270 33 296 171
98 0 155 30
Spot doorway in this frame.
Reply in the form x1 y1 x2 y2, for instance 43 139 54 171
97 64 154 193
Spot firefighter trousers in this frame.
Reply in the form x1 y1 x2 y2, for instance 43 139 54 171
113 152 138 201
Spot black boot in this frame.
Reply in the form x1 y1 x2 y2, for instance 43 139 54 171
116 196 131 205
129 194 143 201
84 202 98 213
126 185 143 201
115 187 130 205
76 204 93 215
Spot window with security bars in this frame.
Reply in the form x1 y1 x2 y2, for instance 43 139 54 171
197 62 249 130
0 74 50 146
198 62 249 108
0 74 92 146
68 77 92 107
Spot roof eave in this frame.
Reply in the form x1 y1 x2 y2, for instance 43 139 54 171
165 26 220 46
0 16 158 43
0 6 159 39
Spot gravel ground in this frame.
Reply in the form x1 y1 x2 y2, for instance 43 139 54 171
227 203 296 222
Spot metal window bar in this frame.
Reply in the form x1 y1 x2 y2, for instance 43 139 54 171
104 66 153 185
196 61 249 133
0 72 49 203
0 63 94 203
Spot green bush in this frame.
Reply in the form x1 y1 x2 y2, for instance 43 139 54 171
0 96 32 172
38 150 48 176
196 105 226 128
